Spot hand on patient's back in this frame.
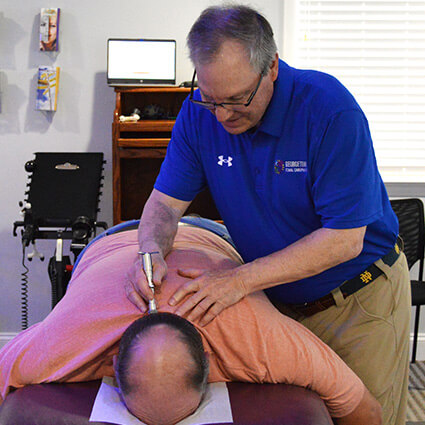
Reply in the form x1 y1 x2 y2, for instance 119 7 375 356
169 268 247 326
125 252 167 312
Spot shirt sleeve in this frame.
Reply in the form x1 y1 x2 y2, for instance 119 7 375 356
154 98 207 202
262 310 366 418
310 109 384 229
202 291 365 418
0 232 142 402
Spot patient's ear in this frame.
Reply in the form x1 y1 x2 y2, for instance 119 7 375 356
112 355 125 400
204 351 210 371
112 355 120 385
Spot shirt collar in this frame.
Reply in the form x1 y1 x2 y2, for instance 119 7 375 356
257 60 294 137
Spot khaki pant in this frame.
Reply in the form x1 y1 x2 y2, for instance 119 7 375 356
273 252 411 425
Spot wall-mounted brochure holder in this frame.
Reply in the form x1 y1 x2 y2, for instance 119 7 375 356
36 66 60 111
39 8 60 52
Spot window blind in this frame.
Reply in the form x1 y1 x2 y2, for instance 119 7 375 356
286 0 425 182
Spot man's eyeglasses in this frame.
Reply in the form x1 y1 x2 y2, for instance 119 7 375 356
189 69 265 112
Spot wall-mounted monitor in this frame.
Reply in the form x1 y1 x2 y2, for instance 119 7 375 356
107 38 176 86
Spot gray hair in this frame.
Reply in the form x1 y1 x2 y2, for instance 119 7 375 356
187 4 278 74
116 313 209 396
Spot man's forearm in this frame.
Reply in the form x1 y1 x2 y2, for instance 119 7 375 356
138 189 191 256
139 198 178 257
236 226 366 294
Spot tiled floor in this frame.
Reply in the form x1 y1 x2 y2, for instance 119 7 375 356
408 362 425 423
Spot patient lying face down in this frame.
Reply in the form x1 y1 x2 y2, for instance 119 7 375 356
0 225 381 425
115 313 209 425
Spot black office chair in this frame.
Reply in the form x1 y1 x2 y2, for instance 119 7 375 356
390 198 425 363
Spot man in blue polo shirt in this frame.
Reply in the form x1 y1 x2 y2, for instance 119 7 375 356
126 5 410 425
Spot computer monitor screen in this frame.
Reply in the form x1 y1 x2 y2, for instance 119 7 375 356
107 38 176 86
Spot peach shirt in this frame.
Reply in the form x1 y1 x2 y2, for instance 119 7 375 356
0 226 364 418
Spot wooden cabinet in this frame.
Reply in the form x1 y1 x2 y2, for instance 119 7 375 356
112 87 220 224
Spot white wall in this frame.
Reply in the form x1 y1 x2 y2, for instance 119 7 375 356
0 0 284 333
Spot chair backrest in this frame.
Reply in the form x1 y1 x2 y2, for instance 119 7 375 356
26 152 105 227
390 198 425 279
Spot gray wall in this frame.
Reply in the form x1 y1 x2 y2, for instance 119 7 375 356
0 0 284 333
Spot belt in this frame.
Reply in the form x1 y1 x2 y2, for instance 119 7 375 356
289 243 401 317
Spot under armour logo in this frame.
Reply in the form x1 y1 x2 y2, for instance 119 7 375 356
218 155 233 167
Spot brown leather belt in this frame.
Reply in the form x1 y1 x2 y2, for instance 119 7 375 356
287 243 401 317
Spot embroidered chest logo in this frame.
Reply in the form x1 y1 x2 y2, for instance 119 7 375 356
218 155 233 167
274 160 284 174
274 159 307 174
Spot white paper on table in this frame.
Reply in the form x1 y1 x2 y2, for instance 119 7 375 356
89 376 233 425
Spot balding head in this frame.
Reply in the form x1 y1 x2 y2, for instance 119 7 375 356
115 313 209 425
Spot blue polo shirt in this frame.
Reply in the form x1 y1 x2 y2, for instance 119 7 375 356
155 60 398 304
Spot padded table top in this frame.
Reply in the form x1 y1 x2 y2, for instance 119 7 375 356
0 380 333 425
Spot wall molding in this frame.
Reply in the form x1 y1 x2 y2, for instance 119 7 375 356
0 333 18 349
386 183 425 198
411 333 425 362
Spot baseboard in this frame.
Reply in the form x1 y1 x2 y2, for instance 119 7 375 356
411 333 425 362
0 333 18 349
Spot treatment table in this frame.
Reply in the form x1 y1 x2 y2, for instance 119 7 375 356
0 380 333 425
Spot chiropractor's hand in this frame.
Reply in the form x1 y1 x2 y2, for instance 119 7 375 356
125 252 167 312
169 268 248 326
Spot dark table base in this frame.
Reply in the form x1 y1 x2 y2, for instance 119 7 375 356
0 380 333 425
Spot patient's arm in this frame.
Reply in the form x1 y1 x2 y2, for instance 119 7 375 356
335 388 382 425
198 287 375 420
0 232 142 402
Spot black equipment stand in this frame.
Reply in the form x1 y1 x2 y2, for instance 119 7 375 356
13 153 108 328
